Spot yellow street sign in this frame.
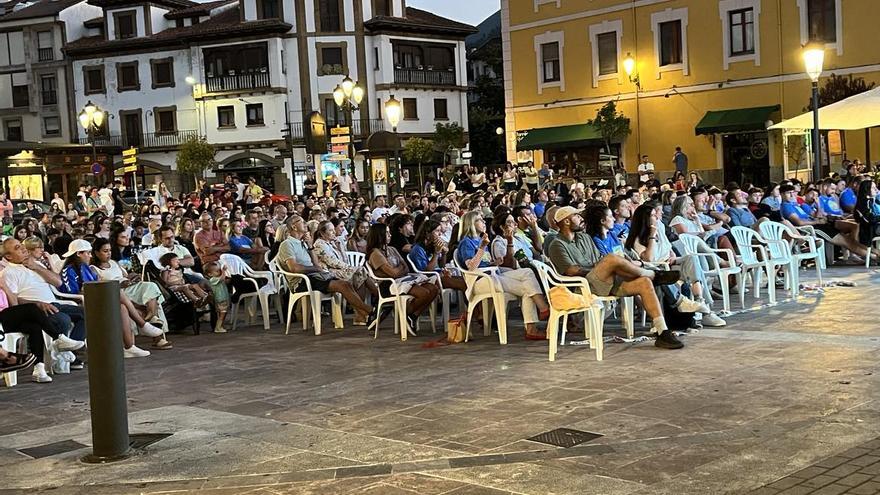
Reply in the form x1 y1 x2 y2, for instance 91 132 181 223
122 156 137 165
122 147 138 157
330 136 351 144
330 126 350 136
123 165 138 173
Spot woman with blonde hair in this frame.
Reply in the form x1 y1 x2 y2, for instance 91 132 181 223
455 210 549 340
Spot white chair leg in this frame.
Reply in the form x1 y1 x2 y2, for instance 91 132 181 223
2 333 23 387
258 293 270 330
867 246 873 269
429 299 437 334
592 310 604 361
737 273 746 309
719 275 731 314
301 297 310 331
621 297 634 339
312 296 322 335
559 312 568 346
285 297 298 335
399 298 409 342
332 296 344 329
815 257 823 286
441 290 451 330
548 313 559 362
494 298 508 345
482 299 493 337
231 301 240 331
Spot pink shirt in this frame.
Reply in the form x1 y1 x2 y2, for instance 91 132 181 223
0 288 9 312
194 229 225 264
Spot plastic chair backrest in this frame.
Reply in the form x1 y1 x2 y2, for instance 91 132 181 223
758 222 791 259
530 259 554 295
730 227 760 265
677 233 705 256
345 251 365 268
219 253 247 276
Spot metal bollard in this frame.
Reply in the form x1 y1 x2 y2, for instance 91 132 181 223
81 280 132 463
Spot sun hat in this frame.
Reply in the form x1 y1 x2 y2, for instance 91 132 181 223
62 239 92 258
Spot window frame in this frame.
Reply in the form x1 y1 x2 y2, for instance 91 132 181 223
719 0 761 70
42 115 61 137
540 42 560 83
588 19 622 88
113 10 137 40
4 118 23 142
153 106 177 134
150 57 175 89
256 0 281 20
403 98 418 120
433 98 448 120
217 105 236 128
728 8 754 56
116 61 140 92
372 0 392 17
650 7 689 77
40 74 57 105
316 0 344 33
83 65 105 95
245 103 265 126
797 0 842 55
316 42 348 76
11 84 29 108
533 30 564 94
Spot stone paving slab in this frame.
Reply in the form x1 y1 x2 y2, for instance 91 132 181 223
1 267 880 494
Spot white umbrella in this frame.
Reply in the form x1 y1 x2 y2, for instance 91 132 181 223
769 87 880 130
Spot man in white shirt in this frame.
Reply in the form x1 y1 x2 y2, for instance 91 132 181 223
233 176 247 205
0 238 86 341
637 155 655 183
337 169 353 197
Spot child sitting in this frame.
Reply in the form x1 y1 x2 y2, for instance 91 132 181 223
158 252 209 306
203 262 230 333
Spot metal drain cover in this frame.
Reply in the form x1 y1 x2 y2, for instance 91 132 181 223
130 433 172 450
527 428 602 448
18 439 88 459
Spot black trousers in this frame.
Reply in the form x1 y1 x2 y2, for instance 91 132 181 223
0 304 61 363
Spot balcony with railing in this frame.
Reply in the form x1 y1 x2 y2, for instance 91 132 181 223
205 71 270 93
393 67 457 86
78 129 200 149
37 47 53 62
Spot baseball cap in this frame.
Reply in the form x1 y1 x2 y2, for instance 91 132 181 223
62 239 92 258
554 206 583 223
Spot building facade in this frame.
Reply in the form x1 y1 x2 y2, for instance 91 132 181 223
62 0 474 196
502 0 880 185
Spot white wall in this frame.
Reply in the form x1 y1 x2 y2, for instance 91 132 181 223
150 5 171 34
203 94 287 145
57 2 103 42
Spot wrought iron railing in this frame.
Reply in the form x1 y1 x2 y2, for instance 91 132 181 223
205 71 270 92
394 67 456 86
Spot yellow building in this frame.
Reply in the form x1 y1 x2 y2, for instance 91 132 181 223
501 0 880 185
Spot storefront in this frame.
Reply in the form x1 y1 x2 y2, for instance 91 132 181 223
694 105 780 186
215 155 282 194
516 123 617 181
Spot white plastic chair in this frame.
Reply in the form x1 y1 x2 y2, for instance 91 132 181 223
546 258 634 339
794 225 829 270
867 236 880 268
730 226 778 305
678 234 743 313
406 253 453 333
531 260 603 361
345 251 365 268
362 261 415 341
269 257 343 335
452 249 515 344
219 254 281 331
759 222 823 291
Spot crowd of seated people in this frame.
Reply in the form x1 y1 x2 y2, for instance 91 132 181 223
2 162 879 384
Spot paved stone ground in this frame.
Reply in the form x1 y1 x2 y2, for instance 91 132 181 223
2 266 880 494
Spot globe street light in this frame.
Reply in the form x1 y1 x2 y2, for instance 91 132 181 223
78 100 105 165
804 44 825 181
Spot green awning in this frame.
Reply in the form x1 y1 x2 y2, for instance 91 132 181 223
516 123 604 151
695 105 780 135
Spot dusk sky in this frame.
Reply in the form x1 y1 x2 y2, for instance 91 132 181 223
407 0 500 26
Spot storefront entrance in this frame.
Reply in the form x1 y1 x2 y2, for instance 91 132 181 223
723 132 770 187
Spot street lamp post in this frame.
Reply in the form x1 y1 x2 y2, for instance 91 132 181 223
332 76 365 178
623 52 642 161
384 95 402 194
78 100 105 166
804 44 825 181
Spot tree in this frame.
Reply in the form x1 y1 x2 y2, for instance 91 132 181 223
434 122 466 165
403 137 435 185
588 100 631 158
176 136 216 183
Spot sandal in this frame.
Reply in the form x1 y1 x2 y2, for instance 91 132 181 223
525 331 548 341
152 338 173 350
0 352 37 373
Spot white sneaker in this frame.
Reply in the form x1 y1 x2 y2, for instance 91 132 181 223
139 322 163 337
702 312 727 327
32 363 52 383
53 334 85 352
677 296 711 314
123 345 151 358
214 326 227 334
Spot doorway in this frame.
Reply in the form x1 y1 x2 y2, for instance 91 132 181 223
723 132 770 187
120 110 142 148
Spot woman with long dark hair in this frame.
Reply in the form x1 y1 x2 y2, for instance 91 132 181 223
854 179 880 247
366 223 439 332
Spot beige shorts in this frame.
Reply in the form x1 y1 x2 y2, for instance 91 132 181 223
585 271 624 297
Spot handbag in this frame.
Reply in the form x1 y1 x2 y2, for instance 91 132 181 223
446 313 467 343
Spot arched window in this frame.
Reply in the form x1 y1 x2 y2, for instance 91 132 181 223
225 157 272 169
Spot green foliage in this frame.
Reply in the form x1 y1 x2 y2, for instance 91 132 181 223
807 73 877 111
434 122 466 164
176 137 216 182
588 100 631 153
403 137 435 165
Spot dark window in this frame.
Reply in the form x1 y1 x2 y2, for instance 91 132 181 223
218 106 235 127
258 0 280 19
192 16 200 24
117 62 139 91
5 120 22 141
318 0 342 32
12 84 28 107
433 98 448 120
156 109 176 133
403 98 417 119
175 18 184 27
40 74 57 105
43 116 61 136
114 11 136 39
374 0 391 16
729 8 754 55
151 59 174 88
321 47 344 74
373 47 380 69
246 103 264 125
84 66 105 94
596 31 617 75
541 42 560 82
659 20 682 66
323 98 347 126
808 0 836 43
204 43 269 77
394 44 423 68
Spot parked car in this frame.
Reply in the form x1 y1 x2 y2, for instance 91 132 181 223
11 200 51 222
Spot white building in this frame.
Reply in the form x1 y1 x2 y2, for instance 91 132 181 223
64 0 476 195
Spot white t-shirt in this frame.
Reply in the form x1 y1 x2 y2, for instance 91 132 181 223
0 263 58 303
338 174 353 194
235 183 247 202
632 222 673 263
637 162 655 182
669 215 702 234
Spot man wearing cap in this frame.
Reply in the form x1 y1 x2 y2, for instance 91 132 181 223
547 206 684 349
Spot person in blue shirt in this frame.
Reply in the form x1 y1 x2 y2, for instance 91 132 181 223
585 205 624 256
608 196 630 240
839 176 859 213
780 184 871 260
818 179 848 218
409 219 466 292
228 221 268 269
724 188 758 229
